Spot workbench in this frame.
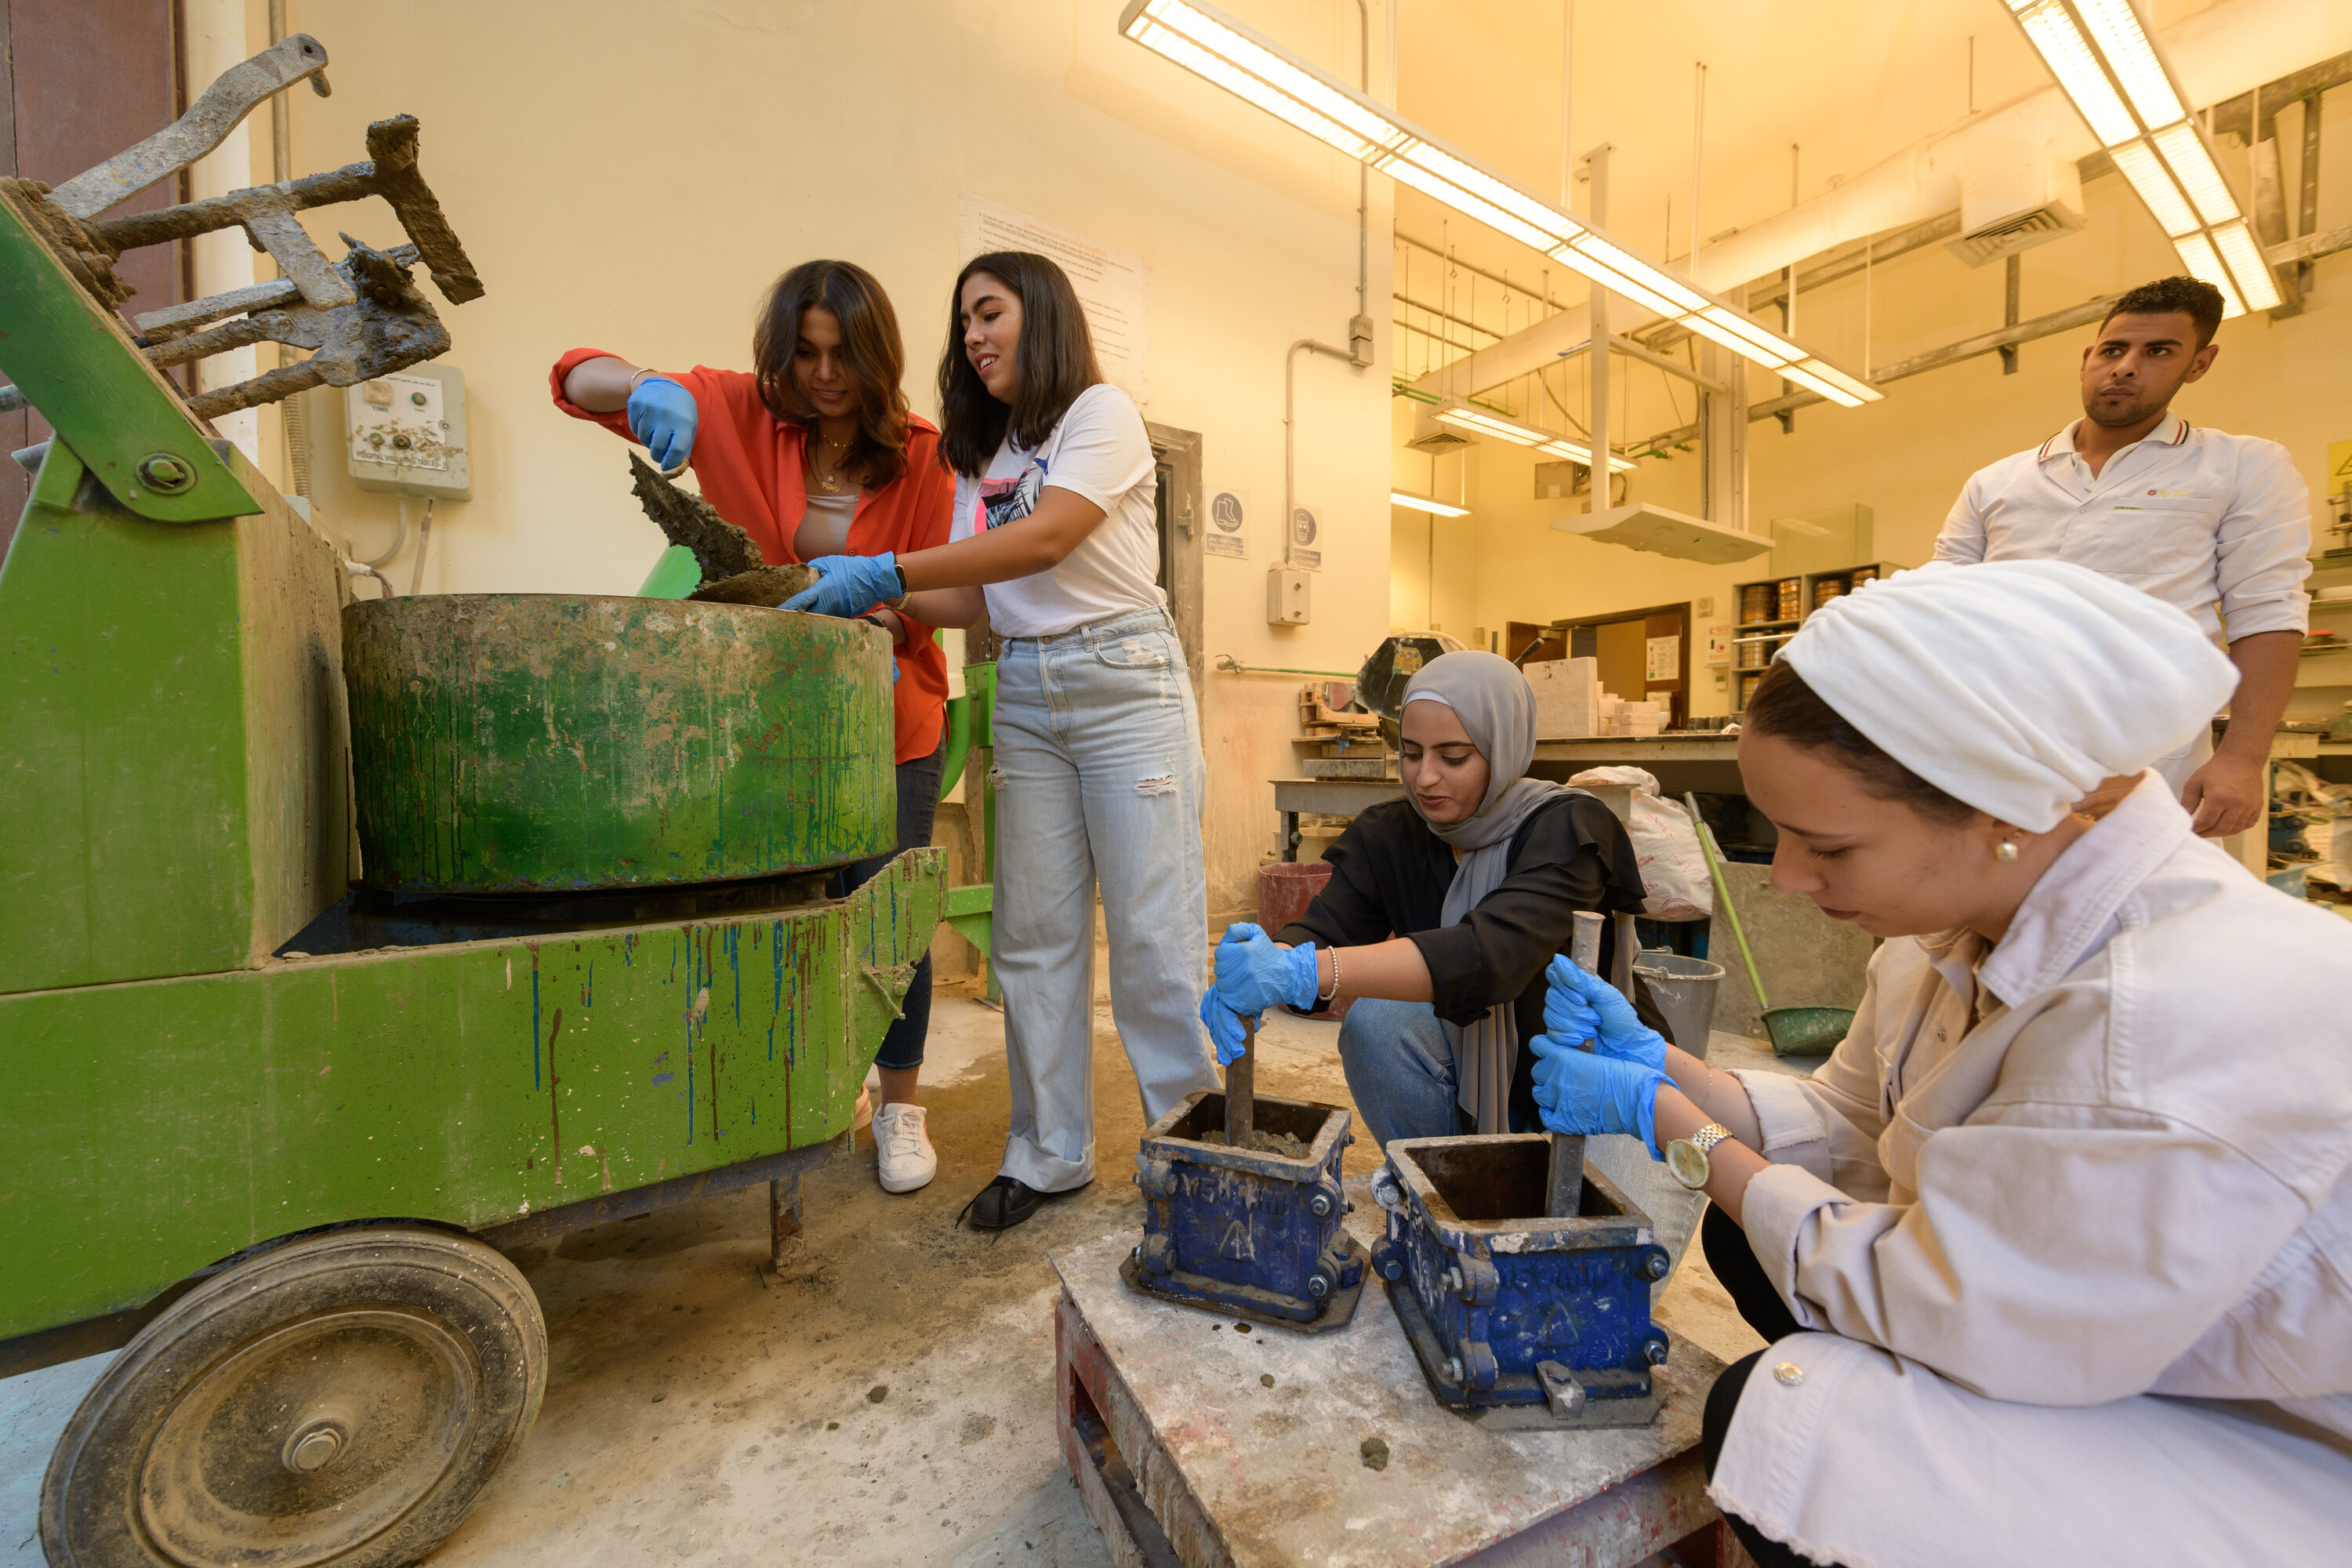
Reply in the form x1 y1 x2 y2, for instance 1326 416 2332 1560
1051 1207 1740 1568
1272 737 1736 862
1272 778 1404 861
1530 735 1745 800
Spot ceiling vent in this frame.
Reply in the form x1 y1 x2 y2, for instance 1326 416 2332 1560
1948 202 2084 267
1945 135 2085 268
1551 502 1774 565
1406 407 1474 454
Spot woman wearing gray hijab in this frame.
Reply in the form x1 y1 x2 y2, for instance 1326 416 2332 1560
1202 651 1655 1140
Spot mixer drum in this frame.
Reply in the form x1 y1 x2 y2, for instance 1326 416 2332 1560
343 595 895 894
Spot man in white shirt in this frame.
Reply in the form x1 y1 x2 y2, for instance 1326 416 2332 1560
1934 275 2310 837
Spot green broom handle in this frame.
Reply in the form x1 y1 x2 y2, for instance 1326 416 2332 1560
1685 791 1771 1011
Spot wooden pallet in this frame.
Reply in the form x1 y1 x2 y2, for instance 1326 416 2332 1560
1051 1227 1751 1568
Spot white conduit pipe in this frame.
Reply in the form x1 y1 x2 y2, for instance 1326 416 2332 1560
1414 0 2352 402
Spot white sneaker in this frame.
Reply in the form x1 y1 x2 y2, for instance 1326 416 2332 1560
873 1103 937 1194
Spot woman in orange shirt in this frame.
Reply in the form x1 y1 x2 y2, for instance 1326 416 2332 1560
550 259 955 1196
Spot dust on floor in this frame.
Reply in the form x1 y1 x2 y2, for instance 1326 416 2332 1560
0 989 1766 1566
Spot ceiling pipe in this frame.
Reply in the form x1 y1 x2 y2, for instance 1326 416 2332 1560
1414 0 2352 402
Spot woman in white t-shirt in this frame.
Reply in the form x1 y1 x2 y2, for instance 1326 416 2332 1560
786 252 1215 1229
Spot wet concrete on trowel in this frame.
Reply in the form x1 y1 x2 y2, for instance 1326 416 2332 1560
0 964 1769 1567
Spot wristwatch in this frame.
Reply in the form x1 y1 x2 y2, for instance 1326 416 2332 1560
1664 1123 1734 1191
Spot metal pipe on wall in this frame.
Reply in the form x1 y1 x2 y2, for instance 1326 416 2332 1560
1280 0 1377 564
1584 143 1611 514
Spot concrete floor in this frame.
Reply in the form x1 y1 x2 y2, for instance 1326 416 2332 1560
0 977 1790 1566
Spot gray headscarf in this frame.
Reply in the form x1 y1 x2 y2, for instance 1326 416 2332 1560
1400 651 1570 1133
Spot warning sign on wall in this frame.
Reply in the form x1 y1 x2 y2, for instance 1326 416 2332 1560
1205 487 1248 558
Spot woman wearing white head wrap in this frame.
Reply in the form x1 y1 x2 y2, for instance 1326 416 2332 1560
1201 651 1656 1142
1525 562 2352 1568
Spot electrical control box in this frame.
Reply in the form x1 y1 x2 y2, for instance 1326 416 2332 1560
1267 566 1312 626
346 363 470 499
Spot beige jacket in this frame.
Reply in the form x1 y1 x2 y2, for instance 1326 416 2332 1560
1709 775 2352 1566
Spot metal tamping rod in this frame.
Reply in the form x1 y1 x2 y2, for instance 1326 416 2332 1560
1225 1016 1256 1149
1547 911 1610 1218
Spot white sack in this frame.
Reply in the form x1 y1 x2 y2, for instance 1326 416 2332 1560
1571 765 1712 920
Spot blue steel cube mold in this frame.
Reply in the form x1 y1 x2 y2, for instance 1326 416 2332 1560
1121 1089 1368 1333
1371 1134 1671 1428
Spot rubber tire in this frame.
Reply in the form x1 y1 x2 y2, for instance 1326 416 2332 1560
40 1228 546 1568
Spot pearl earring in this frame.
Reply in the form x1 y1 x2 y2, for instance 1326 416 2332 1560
1994 840 2020 863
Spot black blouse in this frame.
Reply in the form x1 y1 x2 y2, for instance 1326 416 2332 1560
1275 792 1663 1133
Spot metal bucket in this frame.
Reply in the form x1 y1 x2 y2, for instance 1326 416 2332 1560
1256 861 1352 1018
1630 950 1725 1061
343 594 895 893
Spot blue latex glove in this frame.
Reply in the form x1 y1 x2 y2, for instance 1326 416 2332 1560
782 552 902 619
1528 1034 1664 1152
626 376 698 474
1210 922 1319 1018
1543 953 1668 1074
1199 989 1250 1065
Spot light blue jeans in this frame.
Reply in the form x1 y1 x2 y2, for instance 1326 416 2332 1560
1336 998 1466 1147
991 607 1217 1192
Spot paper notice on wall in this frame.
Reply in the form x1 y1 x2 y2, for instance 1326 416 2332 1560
959 193 1150 403
1206 486 1248 558
1646 634 1682 682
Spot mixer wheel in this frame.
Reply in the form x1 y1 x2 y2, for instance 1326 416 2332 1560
41 1227 546 1568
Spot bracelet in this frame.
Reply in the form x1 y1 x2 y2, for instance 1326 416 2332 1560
627 368 664 391
1317 948 1341 1004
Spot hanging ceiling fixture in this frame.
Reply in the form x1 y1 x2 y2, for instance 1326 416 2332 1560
1432 404 1637 473
1117 0 1882 408
2002 0 2280 315
1390 491 1472 517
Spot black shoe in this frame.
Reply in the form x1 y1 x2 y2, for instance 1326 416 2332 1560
957 1174 1044 1231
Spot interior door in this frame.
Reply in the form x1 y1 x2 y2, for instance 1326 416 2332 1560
2 0 187 551
1592 618 1647 708
1146 422 1204 711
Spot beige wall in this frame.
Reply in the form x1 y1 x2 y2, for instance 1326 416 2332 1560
1407 156 2352 722
210 0 1396 915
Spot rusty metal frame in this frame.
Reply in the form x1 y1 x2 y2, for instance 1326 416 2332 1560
1 31 481 424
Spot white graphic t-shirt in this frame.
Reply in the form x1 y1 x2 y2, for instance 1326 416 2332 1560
948 383 1166 637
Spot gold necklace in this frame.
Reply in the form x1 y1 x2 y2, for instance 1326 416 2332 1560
810 430 851 494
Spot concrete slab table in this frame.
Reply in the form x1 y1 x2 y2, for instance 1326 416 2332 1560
1050 1224 1743 1568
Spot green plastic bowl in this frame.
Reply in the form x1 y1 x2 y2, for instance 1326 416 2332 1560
1762 1006 1856 1058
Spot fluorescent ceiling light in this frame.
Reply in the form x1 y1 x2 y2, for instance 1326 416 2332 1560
2071 0 2182 127
2212 220 2281 313
2111 140 2198 237
1119 0 1882 407
2010 0 2136 145
1436 405 1637 472
2152 122 2238 225
2004 0 2279 318
1391 491 1471 517
2170 231 2243 317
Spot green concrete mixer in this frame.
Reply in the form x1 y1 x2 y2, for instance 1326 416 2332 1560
0 53 939 1567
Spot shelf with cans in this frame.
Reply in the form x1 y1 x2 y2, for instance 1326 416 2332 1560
1729 561 1904 713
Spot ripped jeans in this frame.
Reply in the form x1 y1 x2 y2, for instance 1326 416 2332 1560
989 606 1217 1192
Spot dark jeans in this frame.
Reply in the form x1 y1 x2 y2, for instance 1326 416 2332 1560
833 735 944 1072
1699 1205 1842 1568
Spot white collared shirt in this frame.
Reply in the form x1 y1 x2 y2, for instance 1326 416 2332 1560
1934 415 2310 640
